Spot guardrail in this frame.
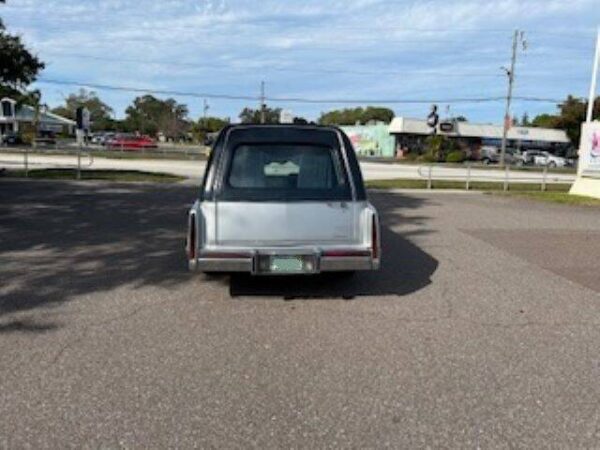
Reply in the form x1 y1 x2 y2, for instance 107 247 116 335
0 143 207 157
417 164 571 191
0 147 94 179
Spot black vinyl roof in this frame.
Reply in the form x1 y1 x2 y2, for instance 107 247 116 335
221 124 344 146
202 124 367 201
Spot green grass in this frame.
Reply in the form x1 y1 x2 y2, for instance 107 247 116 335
365 178 572 192
1 168 184 183
494 191 600 207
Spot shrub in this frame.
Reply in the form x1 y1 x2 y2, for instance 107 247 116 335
418 153 437 163
446 150 467 163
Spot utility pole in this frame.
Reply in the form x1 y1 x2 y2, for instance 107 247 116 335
203 99 209 121
586 27 600 123
500 30 525 166
260 81 266 124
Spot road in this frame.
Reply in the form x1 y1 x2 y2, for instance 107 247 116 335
1 180 599 448
0 151 577 183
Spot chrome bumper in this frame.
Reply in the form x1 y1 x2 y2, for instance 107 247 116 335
189 251 379 274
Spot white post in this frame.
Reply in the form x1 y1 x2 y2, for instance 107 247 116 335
586 27 600 123
427 165 432 189
466 163 471 190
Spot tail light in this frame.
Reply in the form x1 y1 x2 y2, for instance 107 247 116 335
371 214 379 260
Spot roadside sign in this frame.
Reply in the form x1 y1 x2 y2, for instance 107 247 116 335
439 121 455 133
280 109 294 124
427 105 439 133
76 107 90 131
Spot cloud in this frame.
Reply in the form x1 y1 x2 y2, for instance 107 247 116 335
2 0 598 121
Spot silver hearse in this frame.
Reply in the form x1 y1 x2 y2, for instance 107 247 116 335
186 125 380 275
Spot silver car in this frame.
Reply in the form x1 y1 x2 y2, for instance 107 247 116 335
186 125 380 275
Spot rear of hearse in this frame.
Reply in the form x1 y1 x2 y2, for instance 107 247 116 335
186 125 380 275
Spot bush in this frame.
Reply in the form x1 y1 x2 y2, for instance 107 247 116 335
424 135 458 162
418 153 437 163
20 131 34 145
446 150 466 163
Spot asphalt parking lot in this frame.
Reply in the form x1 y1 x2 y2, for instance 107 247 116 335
1 180 600 448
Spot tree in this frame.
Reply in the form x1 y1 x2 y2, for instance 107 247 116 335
0 0 45 98
455 115 468 122
318 106 394 125
531 113 560 128
124 95 190 138
239 106 281 124
292 117 309 125
191 116 230 142
196 116 229 133
531 95 600 146
51 89 114 131
520 112 530 126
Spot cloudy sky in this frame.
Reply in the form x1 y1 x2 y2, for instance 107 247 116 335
2 0 599 123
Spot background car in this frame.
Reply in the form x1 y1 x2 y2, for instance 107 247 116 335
1 131 23 146
480 146 524 165
531 151 571 168
107 134 158 150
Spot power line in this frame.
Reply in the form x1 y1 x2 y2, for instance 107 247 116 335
43 52 507 78
35 77 564 104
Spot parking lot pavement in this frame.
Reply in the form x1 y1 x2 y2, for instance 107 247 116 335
1 180 600 448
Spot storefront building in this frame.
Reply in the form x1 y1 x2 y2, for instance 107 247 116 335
389 116 572 158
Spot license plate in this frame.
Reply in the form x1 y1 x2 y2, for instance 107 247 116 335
269 256 304 273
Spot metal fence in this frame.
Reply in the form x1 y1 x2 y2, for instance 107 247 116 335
416 163 574 191
0 147 95 178
0 142 208 179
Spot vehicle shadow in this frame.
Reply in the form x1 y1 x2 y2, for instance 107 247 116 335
229 191 438 299
0 181 438 330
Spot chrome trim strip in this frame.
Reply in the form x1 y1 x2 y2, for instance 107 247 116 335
194 255 376 274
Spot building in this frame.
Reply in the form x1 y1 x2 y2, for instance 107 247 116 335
341 123 396 158
389 116 572 158
0 97 75 137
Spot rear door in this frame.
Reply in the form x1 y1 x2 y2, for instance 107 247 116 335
214 134 359 246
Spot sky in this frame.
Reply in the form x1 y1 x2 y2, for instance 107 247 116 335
2 0 600 124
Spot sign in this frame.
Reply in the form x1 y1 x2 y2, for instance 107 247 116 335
569 121 600 199
279 109 293 124
76 107 90 131
439 121 455 133
579 122 600 175
426 105 439 130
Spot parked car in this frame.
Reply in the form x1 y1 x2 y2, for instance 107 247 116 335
528 150 571 168
90 132 109 145
186 124 380 275
107 134 157 150
1 131 23 146
480 146 524 165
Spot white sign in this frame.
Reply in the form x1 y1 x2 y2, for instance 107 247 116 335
578 122 600 176
279 109 294 124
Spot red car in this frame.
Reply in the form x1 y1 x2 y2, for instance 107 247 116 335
107 134 158 150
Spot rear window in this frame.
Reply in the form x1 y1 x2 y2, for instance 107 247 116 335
221 143 352 201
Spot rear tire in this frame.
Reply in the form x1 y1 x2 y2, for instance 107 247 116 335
482 158 491 165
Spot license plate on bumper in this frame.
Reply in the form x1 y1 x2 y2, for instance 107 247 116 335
256 255 318 274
